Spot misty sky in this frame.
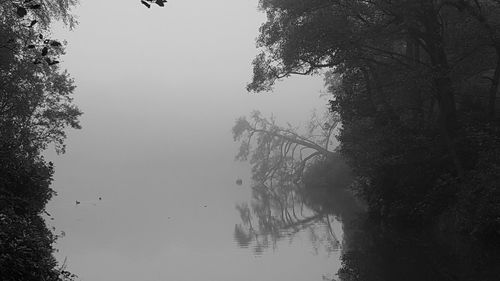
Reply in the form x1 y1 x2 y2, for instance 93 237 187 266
45 1 338 280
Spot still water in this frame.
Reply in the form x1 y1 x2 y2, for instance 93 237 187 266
46 152 344 281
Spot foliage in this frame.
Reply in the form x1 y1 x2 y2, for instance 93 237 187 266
0 211 75 281
300 156 359 220
0 0 80 279
0 139 76 281
0 61 81 154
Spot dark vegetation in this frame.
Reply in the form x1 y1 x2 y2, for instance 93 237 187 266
239 0 500 243
0 0 80 280
336 214 500 281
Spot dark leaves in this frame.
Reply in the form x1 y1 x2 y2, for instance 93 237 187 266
156 0 167 7
141 0 151 8
29 20 37 27
48 60 59 66
43 57 60 65
50 41 61 47
16 7 27 18
28 4 42 9
27 38 62 65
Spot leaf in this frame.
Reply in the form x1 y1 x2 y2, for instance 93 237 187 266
48 60 59 66
16 7 27 18
28 4 42 9
141 0 151 8
41 46 48 56
29 20 37 27
33 59 42 64
38 34 43 39
156 0 166 7
27 44 36 48
50 41 62 47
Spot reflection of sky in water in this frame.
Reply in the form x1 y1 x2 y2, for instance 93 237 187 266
44 1 338 280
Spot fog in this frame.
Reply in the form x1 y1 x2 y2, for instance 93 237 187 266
45 1 336 280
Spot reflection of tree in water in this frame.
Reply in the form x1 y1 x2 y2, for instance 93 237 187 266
233 191 341 255
232 151 358 254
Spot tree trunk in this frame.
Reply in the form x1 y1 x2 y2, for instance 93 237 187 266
488 47 500 120
434 63 464 178
424 7 463 178
254 128 335 157
435 76 458 134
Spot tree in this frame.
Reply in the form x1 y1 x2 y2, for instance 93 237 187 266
0 0 80 280
233 110 338 184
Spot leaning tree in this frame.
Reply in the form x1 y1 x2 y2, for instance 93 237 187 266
232 111 345 253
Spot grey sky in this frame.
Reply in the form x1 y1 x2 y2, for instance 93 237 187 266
45 1 337 280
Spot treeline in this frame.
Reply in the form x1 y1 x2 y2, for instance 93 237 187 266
0 1 80 280
247 0 500 240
